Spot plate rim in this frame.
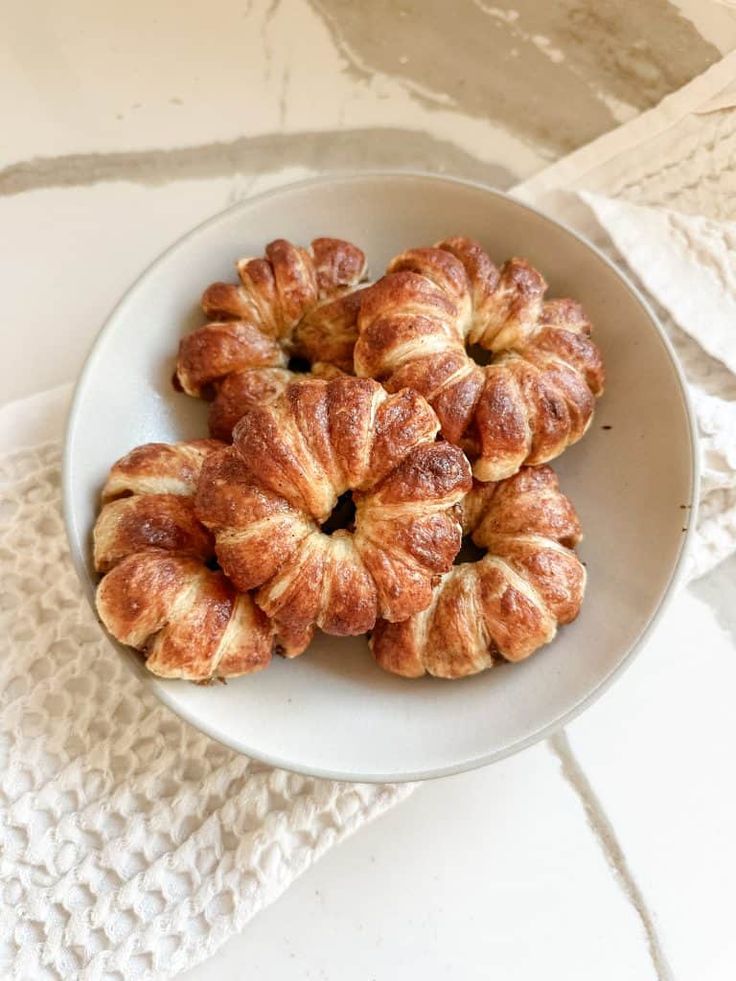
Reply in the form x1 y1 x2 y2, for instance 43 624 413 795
62 170 700 782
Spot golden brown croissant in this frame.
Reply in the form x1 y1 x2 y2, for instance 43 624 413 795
94 440 273 681
175 238 368 439
195 376 473 656
371 466 585 678
206 361 345 442
354 237 604 481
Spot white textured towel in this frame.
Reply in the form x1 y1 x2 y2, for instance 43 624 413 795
0 389 412 981
2 52 736 981
516 53 736 578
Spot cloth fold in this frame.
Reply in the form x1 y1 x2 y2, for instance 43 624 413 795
2 50 736 981
0 414 410 981
567 190 736 577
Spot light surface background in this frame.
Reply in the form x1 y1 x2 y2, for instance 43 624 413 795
2 2 735 979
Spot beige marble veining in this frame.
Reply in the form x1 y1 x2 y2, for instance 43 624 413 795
309 0 725 152
3 0 735 190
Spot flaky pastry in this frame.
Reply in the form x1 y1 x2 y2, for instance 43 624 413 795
175 238 368 438
355 237 604 481
371 466 585 678
94 441 273 681
195 376 473 655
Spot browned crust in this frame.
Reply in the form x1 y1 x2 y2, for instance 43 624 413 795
294 289 365 371
468 466 583 547
354 236 604 482
102 440 224 501
208 367 294 441
176 321 286 397
97 552 272 681
94 440 273 681
388 246 470 304
370 465 585 678
310 237 368 293
93 494 213 573
195 376 472 650
366 387 440 487
175 238 368 438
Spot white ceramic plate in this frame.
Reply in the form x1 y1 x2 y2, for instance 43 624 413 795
64 173 697 782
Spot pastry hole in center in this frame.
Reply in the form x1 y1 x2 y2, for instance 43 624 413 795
466 343 494 367
321 491 357 536
454 536 485 565
287 355 312 373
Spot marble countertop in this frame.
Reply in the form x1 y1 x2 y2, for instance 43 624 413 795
3 2 735 978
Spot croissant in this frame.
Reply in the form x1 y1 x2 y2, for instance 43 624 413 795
195 376 473 656
207 361 344 442
94 440 273 681
354 237 604 481
175 238 368 439
371 466 585 678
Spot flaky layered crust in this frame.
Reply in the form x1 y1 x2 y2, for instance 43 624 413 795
174 238 368 438
371 466 585 679
195 376 472 656
206 361 345 442
94 440 273 681
354 237 604 481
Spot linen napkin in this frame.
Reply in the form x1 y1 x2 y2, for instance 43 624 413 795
0 385 411 981
2 51 736 981
515 51 736 578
